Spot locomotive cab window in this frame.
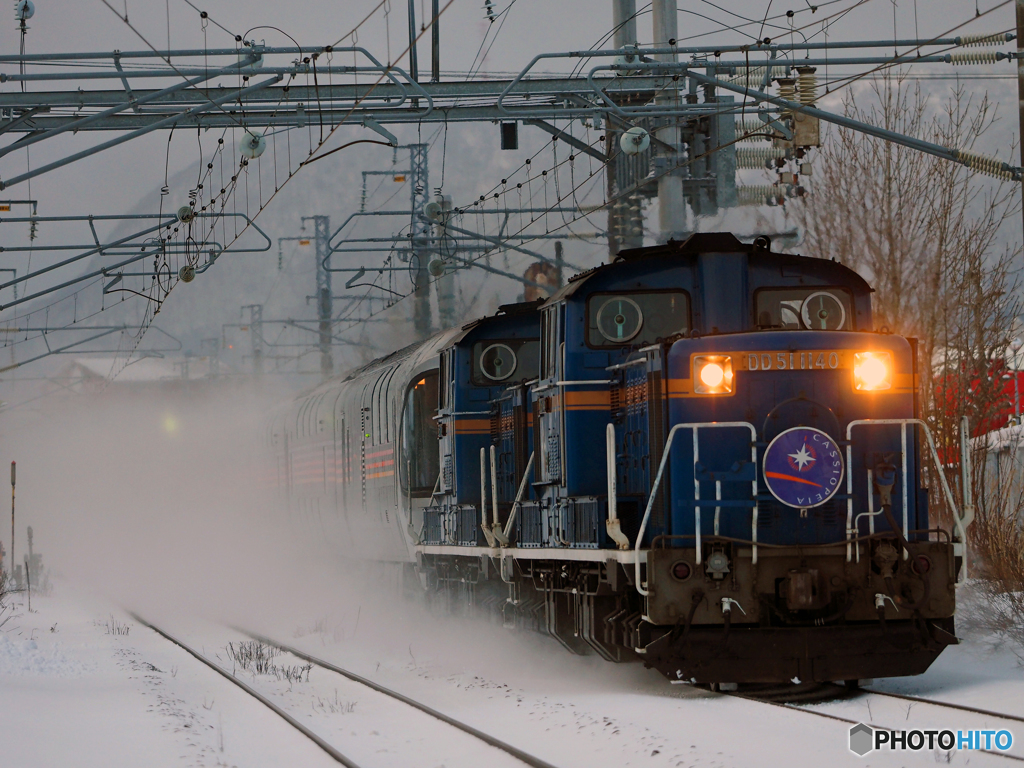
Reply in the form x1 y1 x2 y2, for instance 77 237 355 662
586 291 690 348
471 339 540 386
400 371 440 497
755 287 854 331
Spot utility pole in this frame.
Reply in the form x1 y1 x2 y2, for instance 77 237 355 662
609 0 644 256
554 240 565 288
304 215 333 380
408 144 432 337
407 0 419 82
9 461 14 580
242 304 264 375
652 0 686 241
431 0 440 82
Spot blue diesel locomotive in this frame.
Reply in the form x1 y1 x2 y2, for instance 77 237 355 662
269 232 970 685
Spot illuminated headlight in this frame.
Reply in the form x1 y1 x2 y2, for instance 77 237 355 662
693 355 734 394
853 351 893 391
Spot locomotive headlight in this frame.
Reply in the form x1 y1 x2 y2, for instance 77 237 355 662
853 351 893 391
694 355 734 394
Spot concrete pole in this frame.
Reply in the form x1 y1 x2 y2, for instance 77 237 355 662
431 0 440 82
652 0 687 241
407 0 419 81
312 215 334 380
9 461 14 580
612 0 637 46
609 0 640 256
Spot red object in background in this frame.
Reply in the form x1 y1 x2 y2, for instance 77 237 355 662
935 358 1024 441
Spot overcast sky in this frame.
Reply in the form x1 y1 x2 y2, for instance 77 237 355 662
0 1 1018 385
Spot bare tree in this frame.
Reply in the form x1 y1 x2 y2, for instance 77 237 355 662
797 74 1024 624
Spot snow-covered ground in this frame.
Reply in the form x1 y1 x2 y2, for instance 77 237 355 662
1 398 1020 767
3 578 1022 768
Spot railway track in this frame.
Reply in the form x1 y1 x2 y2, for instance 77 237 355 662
863 686 1024 726
726 683 1024 763
131 613 560 768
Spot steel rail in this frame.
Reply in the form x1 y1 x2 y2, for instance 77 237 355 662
239 627 562 768
865 687 1024 725
722 688 1024 762
129 614 362 768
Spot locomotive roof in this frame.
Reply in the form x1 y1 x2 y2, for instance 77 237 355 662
447 297 544 346
544 231 871 305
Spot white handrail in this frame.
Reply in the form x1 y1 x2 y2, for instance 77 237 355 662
480 447 496 548
502 451 535 541
606 423 630 549
634 421 758 596
844 418 969 581
489 444 509 546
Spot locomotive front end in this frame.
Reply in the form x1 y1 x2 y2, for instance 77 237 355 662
636 290 962 684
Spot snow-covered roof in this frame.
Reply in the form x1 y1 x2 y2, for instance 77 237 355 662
64 356 183 382
972 422 1024 453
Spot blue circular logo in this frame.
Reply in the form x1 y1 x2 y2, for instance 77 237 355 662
763 426 844 508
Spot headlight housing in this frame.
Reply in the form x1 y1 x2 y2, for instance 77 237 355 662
853 351 893 391
693 355 734 394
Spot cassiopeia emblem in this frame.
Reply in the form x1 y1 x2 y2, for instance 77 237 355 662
763 426 844 508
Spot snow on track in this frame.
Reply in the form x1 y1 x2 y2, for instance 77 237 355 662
3 583 1023 767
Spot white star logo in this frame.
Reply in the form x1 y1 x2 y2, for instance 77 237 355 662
788 443 815 471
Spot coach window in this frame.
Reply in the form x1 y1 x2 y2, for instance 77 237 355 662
400 371 440 497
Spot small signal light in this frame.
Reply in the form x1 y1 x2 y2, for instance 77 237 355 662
671 561 692 581
912 555 932 575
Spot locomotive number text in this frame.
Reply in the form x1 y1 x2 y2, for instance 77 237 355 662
742 350 849 372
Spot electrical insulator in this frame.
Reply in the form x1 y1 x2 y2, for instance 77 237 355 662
483 0 495 22
736 146 787 169
238 43 265 71
613 45 641 76
179 265 196 283
14 0 34 21
776 78 797 105
727 66 768 89
796 66 817 106
239 130 267 159
735 119 773 141
619 126 650 156
955 149 1017 181
956 32 1011 46
176 206 194 223
737 185 784 207
949 51 1005 65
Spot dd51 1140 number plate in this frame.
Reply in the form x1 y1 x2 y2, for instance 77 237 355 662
736 350 855 372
